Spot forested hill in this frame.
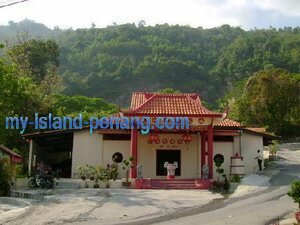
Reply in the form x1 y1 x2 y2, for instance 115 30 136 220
1 20 299 107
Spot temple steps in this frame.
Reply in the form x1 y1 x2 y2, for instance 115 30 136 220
137 179 211 189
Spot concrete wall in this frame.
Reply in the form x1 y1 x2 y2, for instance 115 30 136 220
240 132 264 175
70 129 263 179
213 142 234 179
102 140 130 178
138 133 200 179
71 130 103 178
233 135 241 155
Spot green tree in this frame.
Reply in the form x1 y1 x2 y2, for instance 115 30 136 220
156 88 181 93
6 39 60 83
226 68 299 135
5 39 63 112
52 95 118 118
0 41 61 164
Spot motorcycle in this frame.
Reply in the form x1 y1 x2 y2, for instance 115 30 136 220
28 163 54 189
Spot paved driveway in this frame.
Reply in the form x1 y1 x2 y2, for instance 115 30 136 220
1 149 299 225
149 150 300 225
0 189 221 225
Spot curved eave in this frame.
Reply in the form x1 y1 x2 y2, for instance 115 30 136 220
122 112 223 118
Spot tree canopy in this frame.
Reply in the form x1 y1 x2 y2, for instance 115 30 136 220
0 20 299 145
1 21 299 107
223 68 300 135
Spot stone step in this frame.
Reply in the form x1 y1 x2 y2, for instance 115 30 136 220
55 179 81 189
137 178 211 189
150 181 196 184
151 183 196 186
150 179 197 181
10 189 54 200
149 186 198 189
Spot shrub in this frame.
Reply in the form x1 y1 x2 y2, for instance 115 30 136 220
231 174 242 183
287 180 300 209
0 157 17 196
212 180 224 189
214 154 225 180
122 156 134 183
223 175 230 191
269 140 279 156
110 163 118 181
212 154 231 192
77 165 89 180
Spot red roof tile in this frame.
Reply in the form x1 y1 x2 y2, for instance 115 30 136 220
214 130 239 136
0 145 22 163
217 119 242 127
124 92 222 117
97 129 130 134
245 127 267 133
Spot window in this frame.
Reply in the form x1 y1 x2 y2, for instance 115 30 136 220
103 134 131 140
213 136 234 142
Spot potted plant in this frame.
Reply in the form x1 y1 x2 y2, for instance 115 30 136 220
88 165 96 181
104 175 111 188
101 167 111 188
110 163 119 181
122 156 134 187
287 180 300 223
93 178 100 188
94 166 105 188
77 165 88 180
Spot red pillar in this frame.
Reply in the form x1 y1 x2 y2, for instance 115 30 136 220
130 129 138 178
207 125 213 179
200 131 206 178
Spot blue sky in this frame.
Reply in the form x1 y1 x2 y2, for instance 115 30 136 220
0 0 299 29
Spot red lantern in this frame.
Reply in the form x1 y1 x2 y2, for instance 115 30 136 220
148 133 160 144
182 134 192 143
149 134 154 141
149 134 159 141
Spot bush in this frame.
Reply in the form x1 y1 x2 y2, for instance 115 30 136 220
122 156 134 183
287 180 300 209
212 154 230 192
77 164 89 180
0 157 17 196
211 180 224 191
223 175 230 191
231 174 242 183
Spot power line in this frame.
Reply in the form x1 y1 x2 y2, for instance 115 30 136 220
0 0 29 9
0 0 14 6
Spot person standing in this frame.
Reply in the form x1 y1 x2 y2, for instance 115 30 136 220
255 150 263 171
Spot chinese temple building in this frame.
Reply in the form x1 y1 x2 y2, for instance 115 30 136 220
24 92 274 189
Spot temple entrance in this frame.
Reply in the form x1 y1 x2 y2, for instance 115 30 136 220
156 149 181 176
